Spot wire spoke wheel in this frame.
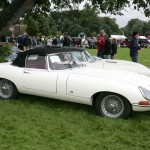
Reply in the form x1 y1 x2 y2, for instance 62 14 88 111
95 93 132 119
0 79 14 99
101 95 124 118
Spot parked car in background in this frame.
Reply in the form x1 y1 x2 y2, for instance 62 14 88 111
87 37 97 49
1 46 150 119
65 47 150 77
138 39 149 48
138 36 149 48
71 37 82 47
5 45 150 78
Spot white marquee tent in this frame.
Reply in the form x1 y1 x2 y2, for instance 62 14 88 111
110 35 127 39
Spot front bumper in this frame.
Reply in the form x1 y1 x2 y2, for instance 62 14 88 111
132 103 150 111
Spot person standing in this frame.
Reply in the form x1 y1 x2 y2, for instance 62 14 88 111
23 32 31 51
8 34 17 44
103 34 111 59
130 32 140 63
62 32 71 47
96 30 105 58
47 37 52 46
52 37 58 45
111 38 118 59
0 33 6 42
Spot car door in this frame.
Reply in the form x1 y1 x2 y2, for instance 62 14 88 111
22 54 58 93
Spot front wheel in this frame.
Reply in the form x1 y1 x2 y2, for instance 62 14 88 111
95 93 132 119
0 79 19 99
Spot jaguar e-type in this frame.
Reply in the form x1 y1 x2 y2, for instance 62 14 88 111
67 47 150 77
1 46 150 119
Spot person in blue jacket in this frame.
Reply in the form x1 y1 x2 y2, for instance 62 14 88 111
129 32 140 63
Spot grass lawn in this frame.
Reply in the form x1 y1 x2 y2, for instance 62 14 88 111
0 48 150 150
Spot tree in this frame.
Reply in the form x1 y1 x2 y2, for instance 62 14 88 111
60 18 74 34
67 24 84 37
0 0 35 31
41 18 50 36
48 16 58 36
78 6 100 33
51 7 120 36
124 19 143 36
97 17 121 37
0 0 150 32
121 27 129 38
84 27 91 37
26 17 39 36
24 14 57 36
142 21 150 36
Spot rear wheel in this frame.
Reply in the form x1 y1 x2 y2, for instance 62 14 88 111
95 93 132 119
0 79 19 99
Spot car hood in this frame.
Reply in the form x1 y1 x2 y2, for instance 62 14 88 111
93 59 150 77
72 67 150 89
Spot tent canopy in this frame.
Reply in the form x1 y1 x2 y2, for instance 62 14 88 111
110 35 127 39
139 36 147 39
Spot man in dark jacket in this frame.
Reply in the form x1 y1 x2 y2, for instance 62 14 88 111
130 32 140 63
103 34 111 59
111 38 117 59
23 32 31 51
62 32 71 47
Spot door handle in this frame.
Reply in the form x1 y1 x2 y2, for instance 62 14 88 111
24 70 30 74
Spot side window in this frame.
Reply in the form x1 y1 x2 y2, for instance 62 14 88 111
26 55 47 69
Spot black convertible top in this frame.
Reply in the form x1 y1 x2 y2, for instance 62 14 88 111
12 45 84 67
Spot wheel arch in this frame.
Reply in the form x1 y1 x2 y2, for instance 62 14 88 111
91 91 132 109
0 78 19 91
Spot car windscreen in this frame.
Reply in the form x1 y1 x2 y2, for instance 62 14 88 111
48 52 81 70
70 50 96 63
83 50 96 63
71 51 85 62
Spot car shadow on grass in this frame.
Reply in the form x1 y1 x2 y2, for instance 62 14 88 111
11 94 150 120
130 111 150 119
16 94 96 116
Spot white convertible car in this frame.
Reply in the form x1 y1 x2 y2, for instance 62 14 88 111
1 46 150 119
6 45 150 77
66 47 150 77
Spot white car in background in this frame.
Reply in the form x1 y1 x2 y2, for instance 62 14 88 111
6 45 150 78
1 46 150 119
68 47 150 77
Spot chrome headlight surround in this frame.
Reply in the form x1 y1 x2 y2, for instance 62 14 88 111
139 86 150 100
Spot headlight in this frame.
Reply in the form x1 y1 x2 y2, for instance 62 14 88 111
139 86 150 100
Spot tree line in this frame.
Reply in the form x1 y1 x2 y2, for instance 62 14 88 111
0 0 150 35
23 6 150 38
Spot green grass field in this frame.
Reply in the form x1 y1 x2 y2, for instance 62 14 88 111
0 48 150 150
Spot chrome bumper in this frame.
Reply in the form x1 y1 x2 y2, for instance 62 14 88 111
132 103 150 111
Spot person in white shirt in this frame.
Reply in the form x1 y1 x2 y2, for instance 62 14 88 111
47 37 52 46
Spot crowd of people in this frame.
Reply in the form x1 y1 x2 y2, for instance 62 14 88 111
96 29 141 63
96 30 118 59
0 30 141 63
0 32 72 51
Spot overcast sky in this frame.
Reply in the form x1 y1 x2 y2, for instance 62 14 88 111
101 7 150 27
79 2 149 28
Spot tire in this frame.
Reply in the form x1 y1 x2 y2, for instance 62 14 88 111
95 93 132 119
0 79 19 99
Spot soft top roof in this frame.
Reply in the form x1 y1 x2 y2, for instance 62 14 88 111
12 45 84 67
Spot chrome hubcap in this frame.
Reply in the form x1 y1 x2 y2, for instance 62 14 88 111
101 95 124 118
0 80 13 98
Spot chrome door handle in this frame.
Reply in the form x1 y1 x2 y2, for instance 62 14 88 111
24 70 30 74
